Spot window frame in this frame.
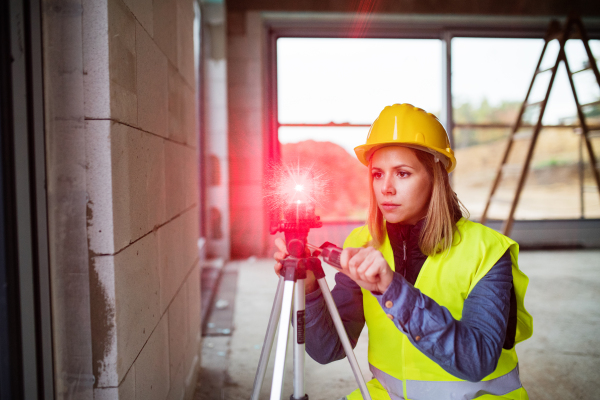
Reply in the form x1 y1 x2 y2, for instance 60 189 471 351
263 14 600 234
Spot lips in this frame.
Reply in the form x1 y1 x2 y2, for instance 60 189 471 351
381 203 400 211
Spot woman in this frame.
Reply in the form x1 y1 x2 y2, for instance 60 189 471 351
274 104 533 400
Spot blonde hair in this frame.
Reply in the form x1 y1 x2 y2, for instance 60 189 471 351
367 148 468 256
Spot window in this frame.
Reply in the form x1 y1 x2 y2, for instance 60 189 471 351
452 38 600 220
277 38 442 221
274 30 600 224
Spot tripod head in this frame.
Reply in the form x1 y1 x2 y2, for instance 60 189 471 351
267 163 342 272
270 202 322 258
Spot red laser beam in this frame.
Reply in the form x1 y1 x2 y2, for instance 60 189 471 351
264 162 329 215
348 0 380 38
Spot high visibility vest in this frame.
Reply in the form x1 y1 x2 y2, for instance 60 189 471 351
345 218 533 400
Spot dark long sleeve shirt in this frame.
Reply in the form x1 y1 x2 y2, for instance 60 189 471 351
304 221 516 382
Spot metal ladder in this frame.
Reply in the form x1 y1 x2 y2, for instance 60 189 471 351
480 16 600 235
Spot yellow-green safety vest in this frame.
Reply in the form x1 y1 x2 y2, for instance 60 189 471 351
345 218 533 400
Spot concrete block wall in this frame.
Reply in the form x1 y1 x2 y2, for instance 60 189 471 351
227 11 269 258
82 0 202 398
203 2 231 259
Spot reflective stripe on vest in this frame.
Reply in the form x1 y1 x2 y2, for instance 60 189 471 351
370 363 523 400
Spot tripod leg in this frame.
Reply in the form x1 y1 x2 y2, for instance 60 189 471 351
317 278 372 400
292 279 306 400
270 280 295 400
251 275 286 400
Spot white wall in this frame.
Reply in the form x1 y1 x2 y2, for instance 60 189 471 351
44 0 203 398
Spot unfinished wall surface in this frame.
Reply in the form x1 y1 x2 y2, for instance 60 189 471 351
203 1 231 260
227 11 268 258
44 0 202 398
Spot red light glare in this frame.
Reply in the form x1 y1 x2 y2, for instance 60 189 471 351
265 162 329 214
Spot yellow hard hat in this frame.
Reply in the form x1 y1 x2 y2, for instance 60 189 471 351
354 103 456 173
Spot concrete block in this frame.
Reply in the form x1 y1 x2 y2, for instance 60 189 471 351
111 123 166 250
186 265 201 368
158 215 186 312
206 76 227 108
83 0 110 118
228 59 260 86
182 207 200 270
228 126 263 161
205 58 226 82
93 365 135 400
176 0 195 88
230 206 266 258
164 141 187 219
167 283 188 399
86 120 116 255
168 64 188 144
123 0 153 35
110 83 138 126
134 315 170 400
153 0 178 65
205 104 227 134
183 352 200 400
228 83 262 112
136 21 168 137
230 184 263 208
228 156 263 185
245 12 263 41
183 83 197 147
184 148 199 209
108 0 138 125
114 232 161 379
146 130 168 229
227 35 257 61
89 255 118 387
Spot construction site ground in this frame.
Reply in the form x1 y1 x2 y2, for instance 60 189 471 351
194 250 600 400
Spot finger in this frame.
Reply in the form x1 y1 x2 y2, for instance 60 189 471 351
356 250 379 281
274 237 288 255
363 260 381 283
340 247 362 271
274 262 283 276
273 251 286 262
364 254 389 284
347 248 372 278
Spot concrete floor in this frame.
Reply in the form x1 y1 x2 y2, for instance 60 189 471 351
194 250 600 400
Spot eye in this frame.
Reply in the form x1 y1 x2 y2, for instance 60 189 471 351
397 170 411 178
372 171 382 179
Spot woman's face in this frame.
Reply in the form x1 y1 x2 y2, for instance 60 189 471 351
371 146 432 225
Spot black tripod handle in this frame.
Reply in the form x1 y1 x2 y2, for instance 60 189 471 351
316 242 343 270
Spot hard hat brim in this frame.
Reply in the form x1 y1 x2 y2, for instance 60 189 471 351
354 142 456 173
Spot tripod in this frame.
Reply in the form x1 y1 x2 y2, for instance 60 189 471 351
250 252 372 400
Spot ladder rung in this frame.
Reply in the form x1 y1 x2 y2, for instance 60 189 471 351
536 66 555 75
581 100 600 109
526 100 545 108
512 131 533 140
571 66 592 75
573 127 600 137
583 185 599 193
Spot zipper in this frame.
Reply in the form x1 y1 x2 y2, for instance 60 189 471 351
403 240 407 278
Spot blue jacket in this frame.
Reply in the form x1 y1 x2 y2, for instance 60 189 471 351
303 220 516 382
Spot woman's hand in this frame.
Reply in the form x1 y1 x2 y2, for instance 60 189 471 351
273 237 318 294
339 247 394 293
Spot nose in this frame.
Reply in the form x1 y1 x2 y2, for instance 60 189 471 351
381 174 396 195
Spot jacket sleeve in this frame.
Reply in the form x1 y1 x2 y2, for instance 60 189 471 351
303 272 365 364
373 250 513 382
